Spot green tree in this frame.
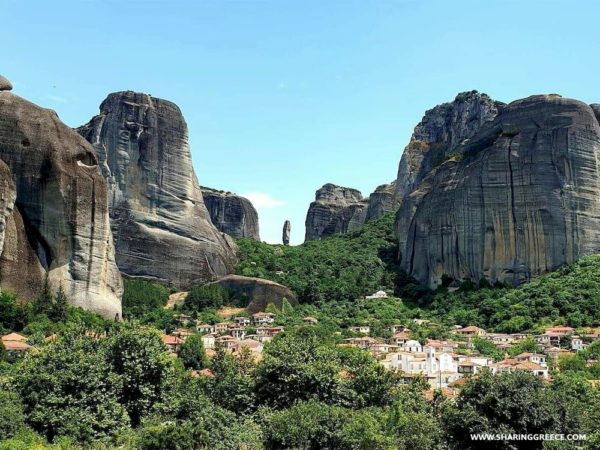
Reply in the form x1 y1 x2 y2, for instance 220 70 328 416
178 334 207 370
105 326 175 426
16 332 128 444
48 284 68 322
0 390 27 441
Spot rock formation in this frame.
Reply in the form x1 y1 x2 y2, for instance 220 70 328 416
201 187 260 240
394 91 503 201
0 75 12 91
366 181 399 221
282 220 291 245
304 183 369 241
78 91 237 288
0 79 122 318
395 93 600 288
207 274 297 313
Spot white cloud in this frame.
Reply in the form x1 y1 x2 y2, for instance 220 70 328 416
277 82 287 89
241 192 286 209
46 94 68 103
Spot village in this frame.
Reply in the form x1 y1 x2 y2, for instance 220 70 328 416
3 289 600 397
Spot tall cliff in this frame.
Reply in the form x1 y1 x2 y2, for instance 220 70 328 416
305 184 369 241
305 182 400 241
78 91 237 288
0 81 122 318
201 188 260 240
395 93 600 287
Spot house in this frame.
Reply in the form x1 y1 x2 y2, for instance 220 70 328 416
511 333 529 342
455 326 487 339
216 335 238 351
486 333 514 345
196 323 215 334
401 339 423 353
303 316 318 324
491 358 549 378
546 347 572 360
545 326 574 335
201 333 216 349
175 314 193 326
536 332 564 347
214 322 230 334
457 360 485 376
366 290 388 299
233 317 251 327
371 342 395 354
349 325 371 335
230 327 246 340
343 337 377 349
391 332 410 346
1 333 31 352
252 312 276 325
162 334 183 354
572 336 586 351
256 326 284 341
515 352 547 367
173 328 194 340
426 339 458 353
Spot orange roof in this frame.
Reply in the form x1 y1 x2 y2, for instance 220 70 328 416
457 326 485 333
162 335 183 345
2 332 27 342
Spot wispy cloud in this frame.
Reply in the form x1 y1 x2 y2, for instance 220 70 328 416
241 192 286 209
277 82 287 89
46 94 68 103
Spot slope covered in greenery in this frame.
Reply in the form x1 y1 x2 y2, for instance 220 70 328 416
236 213 600 332
235 213 419 303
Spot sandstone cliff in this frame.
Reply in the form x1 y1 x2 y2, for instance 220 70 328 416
395 93 600 288
201 188 260 240
78 91 237 288
304 183 369 241
0 85 122 318
366 181 399 221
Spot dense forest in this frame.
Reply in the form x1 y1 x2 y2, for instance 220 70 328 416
1 214 600 448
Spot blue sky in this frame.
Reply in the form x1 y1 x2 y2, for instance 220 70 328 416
2 0 600 244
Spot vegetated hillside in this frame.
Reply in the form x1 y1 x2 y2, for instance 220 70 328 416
235 213 405 303
237 211 600 333
426 255 600 332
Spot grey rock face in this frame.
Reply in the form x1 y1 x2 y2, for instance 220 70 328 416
366 181 399 221
396 94 600 288
282 220 291 245
0 75 12 91
202 188 260 240
0 90 122 318
207 274 297 313
78 91 237 288
395 91 503 200
304 183 369 241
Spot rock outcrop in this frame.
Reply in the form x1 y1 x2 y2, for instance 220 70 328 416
0 82 122 318
0 75 12 91
395 93 600 288
201 188 260 240
366 181 399 221
304 183 369 241
207 274 297 313
282 220 291 245
78 91 237 288
394 91 503 200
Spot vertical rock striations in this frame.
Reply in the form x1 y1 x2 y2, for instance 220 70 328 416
395 93 600 288
78 91 237 288
201 187 260 240
0 83 122 318
394 91 503 200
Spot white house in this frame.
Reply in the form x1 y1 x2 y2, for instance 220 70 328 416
401 339 423 353
201 333 216 349
349 325 371 335
366 290 388 299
